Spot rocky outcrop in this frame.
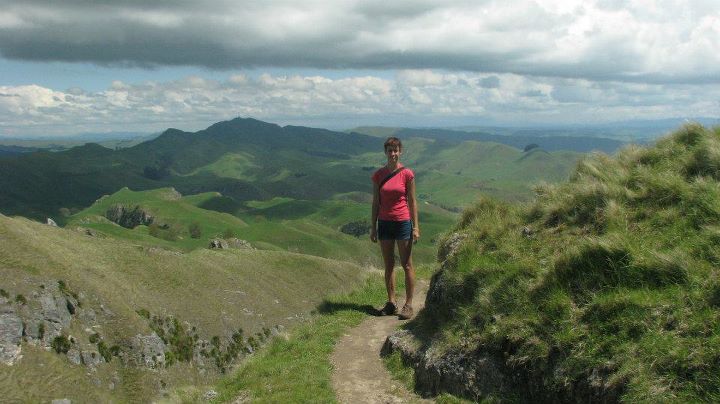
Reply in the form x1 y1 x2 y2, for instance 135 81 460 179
209 239 229 249
2 280 280 381
436 232 466 266
383 323 624 402
131 333 166 369
105 204 153 229
227 238 255 250
38 291 74 344
2 281 104 368
210 238 254 250
382 330 506 401
0 304 23 365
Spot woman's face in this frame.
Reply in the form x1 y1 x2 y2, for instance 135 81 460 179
385 145 402 163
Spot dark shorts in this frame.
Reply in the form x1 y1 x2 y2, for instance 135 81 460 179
378 220 413 240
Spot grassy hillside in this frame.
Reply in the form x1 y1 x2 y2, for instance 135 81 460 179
66 187 456 264
409 124 720 401
0 117 583 222
0 213 368 402
0 118 380 221
347 137 582 208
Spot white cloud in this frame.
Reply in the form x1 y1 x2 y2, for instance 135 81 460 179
1 70 718 136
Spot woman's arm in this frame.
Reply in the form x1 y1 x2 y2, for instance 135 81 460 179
407 178 420 243
370 181 380 243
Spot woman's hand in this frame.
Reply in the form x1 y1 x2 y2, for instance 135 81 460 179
370 228 378 243
412 227 420 244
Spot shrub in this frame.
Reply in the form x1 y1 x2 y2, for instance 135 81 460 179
339 220 370 237
89 333 100 343
15 294 26 305
97 341 113 362
148 222 181 241
136 308 150 319
51 335 71 354
0 289 8 298
189 222 202 239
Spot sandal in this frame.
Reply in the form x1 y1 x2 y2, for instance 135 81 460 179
398 304 414 320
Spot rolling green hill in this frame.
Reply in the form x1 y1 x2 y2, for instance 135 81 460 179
346 137 583 208
391 124 720 402
66 186 457 264
0 118 380 221
0 117 584 223
0 212 368 402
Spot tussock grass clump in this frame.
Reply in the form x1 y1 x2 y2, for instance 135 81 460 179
418 124 720 402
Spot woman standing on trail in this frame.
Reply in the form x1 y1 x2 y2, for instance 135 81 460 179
370 137 419 320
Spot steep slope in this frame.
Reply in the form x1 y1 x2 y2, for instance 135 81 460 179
0 213 367 402
386 124 720 402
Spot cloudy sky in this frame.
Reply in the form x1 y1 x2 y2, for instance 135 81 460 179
0 0 718 136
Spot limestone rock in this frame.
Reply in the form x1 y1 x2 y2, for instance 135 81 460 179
0 305 23 365
46 218 58 226
209 239 229 249
67 348 82 365
40 293 72 328
382 329 503 400
105 204 153 229
436 232 466 264
51 399 72 404
81 349 104 367
131 333 166 368
22 316 44 342
227 238 255 250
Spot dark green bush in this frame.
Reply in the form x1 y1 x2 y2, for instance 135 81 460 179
339 220 370 237
98 341 113 362
189 222 202 239
51 335 72 354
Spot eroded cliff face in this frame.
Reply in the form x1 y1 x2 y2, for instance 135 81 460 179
1 278 282 379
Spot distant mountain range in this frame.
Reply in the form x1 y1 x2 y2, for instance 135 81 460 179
352 117 719 143
0 116 637 220
0 118 380 220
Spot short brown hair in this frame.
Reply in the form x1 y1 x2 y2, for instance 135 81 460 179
384 137 402 151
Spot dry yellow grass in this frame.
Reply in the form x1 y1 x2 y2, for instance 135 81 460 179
0 213 369 401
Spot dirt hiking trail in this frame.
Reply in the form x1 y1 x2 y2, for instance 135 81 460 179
331 279 432 404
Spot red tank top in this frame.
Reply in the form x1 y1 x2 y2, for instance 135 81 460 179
372 166 415 221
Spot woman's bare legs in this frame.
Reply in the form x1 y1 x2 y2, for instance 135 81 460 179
397 239 415 307
380 239 397 304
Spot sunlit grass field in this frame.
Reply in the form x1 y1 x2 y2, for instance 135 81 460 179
0 212 369 402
